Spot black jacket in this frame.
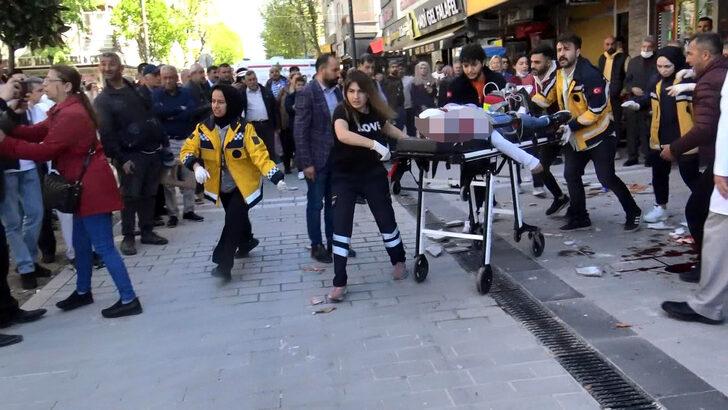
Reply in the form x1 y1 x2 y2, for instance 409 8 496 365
381 76 405 110
411 83 437 114
598 51 629 97
446 68 507 106
94 79 168 163
184 80 212 123
241 84 277 129
625 55 658 96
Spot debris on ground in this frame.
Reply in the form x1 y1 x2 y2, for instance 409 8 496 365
445 220 464 228
614 322 632 329
563 240 576 246
627 183 649 194
310 297 325 306
576 266 603 277
445 246 470 254
647 221 675 230
303 266 326 273
669 227 686 237
425 232 448 242
313 306 336 314
543 233 563 237
426 245 443 257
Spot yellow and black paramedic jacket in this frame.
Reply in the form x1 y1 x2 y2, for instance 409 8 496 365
642 78 696 153
180 116 284 207
533 57 613 151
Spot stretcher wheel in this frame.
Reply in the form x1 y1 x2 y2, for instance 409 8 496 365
470 223 483 249
514 230 522 243
392 180 402 195
530 232 545 257
476 265 493 295
414 255 429 283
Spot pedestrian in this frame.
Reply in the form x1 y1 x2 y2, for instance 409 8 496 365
501 56 514 78
137 64 161 106
660 67 728 325
447 44 506 105
241 70 279 163
697 17 713 33
509 55 537 93
153 65 204 228
529 45 571 213
217 63 234 85
265 64 288 103
411 61 437 118
432 60 445 81
327 70 408 302
0 65 143 318
94 52 168 256
207 65 219 87
186 63 212 109
0 78 50 290
294 54 345 263
534 33 642 231
622 46 699 224
660 33 728 283
402 64 416 136
598 36 629 146
180 84 287 280
489 55 505 76
623 37 658 167
381 60 406 130
280 73 304 175
436 65 454 107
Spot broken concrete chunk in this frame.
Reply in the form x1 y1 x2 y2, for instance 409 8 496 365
425 232 447 242
576 266 602 277
425 245 443 257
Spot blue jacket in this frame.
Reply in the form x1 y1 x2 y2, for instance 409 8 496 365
152 86 198 139
293 80 342 170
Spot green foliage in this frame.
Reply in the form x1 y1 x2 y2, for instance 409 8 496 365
208 24 244 65
111 0 189 62
260 0 322 58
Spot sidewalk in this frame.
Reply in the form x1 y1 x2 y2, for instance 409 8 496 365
414 157 728 408
0 175 597 410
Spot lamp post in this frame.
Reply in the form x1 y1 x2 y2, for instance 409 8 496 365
347 0 356 65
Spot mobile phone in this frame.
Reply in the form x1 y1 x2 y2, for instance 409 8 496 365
18 80 29 98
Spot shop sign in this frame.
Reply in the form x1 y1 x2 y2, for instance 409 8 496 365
383 15 415 50
400 0 419 11
412 0 465 38
381 3 395 26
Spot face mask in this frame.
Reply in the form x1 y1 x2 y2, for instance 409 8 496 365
641 51 654 59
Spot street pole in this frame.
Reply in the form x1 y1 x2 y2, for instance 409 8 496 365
140 0 151 61
347 0 357 66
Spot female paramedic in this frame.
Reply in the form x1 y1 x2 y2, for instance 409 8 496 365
180 84 287 281
328 70 408 302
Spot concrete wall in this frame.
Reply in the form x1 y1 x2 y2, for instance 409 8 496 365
628 0 651 57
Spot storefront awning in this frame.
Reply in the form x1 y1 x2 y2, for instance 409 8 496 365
402 25 465 55
369 38 384 54
467 0 508 16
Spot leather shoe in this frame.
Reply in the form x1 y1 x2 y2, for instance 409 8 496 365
311 244 332 263
120 236 137 256
0 308 47 328
235 238 260 259
101 298 143 318
211 266 232 281
41 253 56 264
661 301 723 325
183 212 204 222
56 291 94 311
20 274 37 290
167 216 178 228
0 334 23 347
140 232 168 245
33 264 51 278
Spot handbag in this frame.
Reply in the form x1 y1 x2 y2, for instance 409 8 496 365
43 144 95 214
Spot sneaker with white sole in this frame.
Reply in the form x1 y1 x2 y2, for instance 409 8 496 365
644 205 667 223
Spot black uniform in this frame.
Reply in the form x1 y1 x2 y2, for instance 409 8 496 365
330 105 405 287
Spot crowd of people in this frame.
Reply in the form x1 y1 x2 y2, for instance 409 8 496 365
0 22 727 346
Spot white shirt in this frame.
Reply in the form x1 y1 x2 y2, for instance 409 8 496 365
402 76 414 109
245 87 269 122
710 72 728 215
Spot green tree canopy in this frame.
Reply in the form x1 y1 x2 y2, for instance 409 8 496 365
111 0 189 62
260 0 322 58
208 24 244 65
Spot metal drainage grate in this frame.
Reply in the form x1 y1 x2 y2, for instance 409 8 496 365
490 273 659 410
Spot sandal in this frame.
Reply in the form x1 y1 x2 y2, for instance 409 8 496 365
392 262 408 280
327 286 347 303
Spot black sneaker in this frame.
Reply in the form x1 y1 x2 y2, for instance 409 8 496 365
624 209 642 232
120 236 137 256
140 232 168 245
0 308 47 328
235 238 260 259
56 291 94 311
20 274 37 290
559 218 592 231
33 264 51 278
623 158 639 167
101 298 143 319
545 195 570 216
211 266 232 281
661 301 723 325
0 334 23 347
166 216 178 228
93 253 105 270
311 244 332 263
183 212 204 222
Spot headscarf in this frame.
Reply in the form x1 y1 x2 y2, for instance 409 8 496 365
211 84 243 129
656 46 687 72
413 61 435 86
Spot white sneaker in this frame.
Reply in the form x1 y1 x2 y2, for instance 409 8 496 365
297 171 305 180
532 188 546 198
644 205 667 223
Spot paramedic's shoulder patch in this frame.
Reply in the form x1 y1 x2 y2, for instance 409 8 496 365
252 136 261 145
592 87 603 95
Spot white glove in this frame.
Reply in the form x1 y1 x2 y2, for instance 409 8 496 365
666 83 696 97
193 164 210 184
558 125 572 146
676 68 695 82
370 140 391 161
621 101 640 111
276 180 288 192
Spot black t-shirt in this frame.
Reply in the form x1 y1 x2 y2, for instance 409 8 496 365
331 104 387 174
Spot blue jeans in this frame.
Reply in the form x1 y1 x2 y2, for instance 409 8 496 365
74 214 136 302
0 169 43 275
306 166 333 247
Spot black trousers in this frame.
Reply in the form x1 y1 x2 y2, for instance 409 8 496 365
650 151 700 205
251 120 278 163
115 152 162 238
154 184 167 218
332 167 406 287
625 110 651 161
280 127 296 172
405 108 416 137
0 223 18 322
213 189 252 272
38 208 56 259
686 165 714 254
563 137 639 220
531 142 564 198
610 95 624 143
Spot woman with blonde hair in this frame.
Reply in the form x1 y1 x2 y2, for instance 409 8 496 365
411 61 437 117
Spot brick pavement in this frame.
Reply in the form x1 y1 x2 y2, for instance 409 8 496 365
0 176 597 410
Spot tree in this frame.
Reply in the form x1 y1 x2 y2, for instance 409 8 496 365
31 0 96 65
0 0 71 70
260 0 322 58
208 24 244 65
181 0 211 58
111 0 189 62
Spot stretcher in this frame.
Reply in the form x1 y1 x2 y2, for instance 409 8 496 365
393 108 569 294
